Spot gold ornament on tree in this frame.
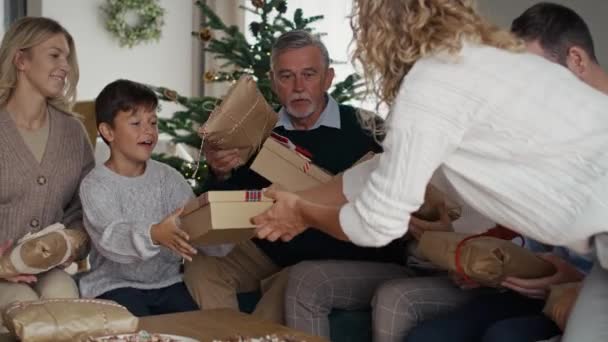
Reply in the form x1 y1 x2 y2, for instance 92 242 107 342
252 0 265 9
203 70 216 82
162 89 178 102
198 28 213 42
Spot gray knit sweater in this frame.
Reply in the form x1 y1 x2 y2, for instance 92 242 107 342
78 160 194 298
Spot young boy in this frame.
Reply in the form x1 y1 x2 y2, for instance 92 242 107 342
79 79 199 316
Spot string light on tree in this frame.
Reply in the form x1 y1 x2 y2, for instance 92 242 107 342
203 70 217 82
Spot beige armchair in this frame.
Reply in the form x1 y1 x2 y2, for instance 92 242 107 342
72 101 97 148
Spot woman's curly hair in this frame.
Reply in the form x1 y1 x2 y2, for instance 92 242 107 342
351 0 525 110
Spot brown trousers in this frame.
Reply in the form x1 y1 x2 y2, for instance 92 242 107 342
183 240 288 323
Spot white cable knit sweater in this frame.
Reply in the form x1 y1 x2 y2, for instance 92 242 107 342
341 43 608 253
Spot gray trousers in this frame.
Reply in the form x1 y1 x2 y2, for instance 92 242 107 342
284 260 481 342
561 234 608 342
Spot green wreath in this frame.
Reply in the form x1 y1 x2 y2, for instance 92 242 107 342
102 0 165 48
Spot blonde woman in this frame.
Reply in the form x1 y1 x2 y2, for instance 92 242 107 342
251 0 608 340
0 17 94 317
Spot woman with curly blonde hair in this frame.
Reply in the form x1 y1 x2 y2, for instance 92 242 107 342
351 0 523 111
253 1 608 340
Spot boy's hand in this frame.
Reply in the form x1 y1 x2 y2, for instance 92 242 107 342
151 208 197 261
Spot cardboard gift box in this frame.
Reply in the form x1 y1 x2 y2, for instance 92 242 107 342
199 75 278 162
180 190 274 245
417 231 556 286
251 133 333 192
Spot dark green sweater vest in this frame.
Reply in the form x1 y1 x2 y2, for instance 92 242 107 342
205 105 405 267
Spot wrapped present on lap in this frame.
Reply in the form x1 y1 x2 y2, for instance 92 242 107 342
2 299 138 342
0 223 87 278
417 229 556 286
180 190 274 245
251 132 333 191
199 75 278 162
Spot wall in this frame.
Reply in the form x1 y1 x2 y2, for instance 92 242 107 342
0 1 5 37
477 0 608 66
27 0 196 118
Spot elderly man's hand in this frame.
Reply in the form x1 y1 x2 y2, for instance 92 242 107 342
203 144 243 179
408 215 453 240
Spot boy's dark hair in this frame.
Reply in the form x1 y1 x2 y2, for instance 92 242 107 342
95 79 158 144
511 2 597 65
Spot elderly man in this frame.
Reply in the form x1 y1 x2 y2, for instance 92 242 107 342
183 29 405 322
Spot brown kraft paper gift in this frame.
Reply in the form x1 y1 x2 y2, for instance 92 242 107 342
417 231 556 286
0 223 87 278
2 299 138 342
199 75 278 162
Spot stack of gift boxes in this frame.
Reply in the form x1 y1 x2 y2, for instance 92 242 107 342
179 75 333 246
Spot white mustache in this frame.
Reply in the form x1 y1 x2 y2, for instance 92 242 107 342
288 95 311 102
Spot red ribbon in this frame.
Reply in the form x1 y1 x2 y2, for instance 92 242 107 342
245 190 263 202
270 132 313 160
454 225 524 283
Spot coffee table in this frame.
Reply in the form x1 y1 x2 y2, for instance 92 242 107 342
0 309 328 342
139 309 328 342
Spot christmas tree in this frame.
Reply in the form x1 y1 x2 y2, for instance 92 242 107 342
151 0 363 195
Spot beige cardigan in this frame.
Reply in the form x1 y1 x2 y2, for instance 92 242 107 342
0 105 95 243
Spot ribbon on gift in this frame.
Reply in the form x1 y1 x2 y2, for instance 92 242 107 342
245 190 263 202
270 132 313 160
269 132 318 174
454 225 524 283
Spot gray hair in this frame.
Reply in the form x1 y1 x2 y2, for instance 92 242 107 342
271 30 331 69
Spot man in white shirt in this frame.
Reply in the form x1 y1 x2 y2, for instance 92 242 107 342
511 2 608 94
511 3 608 342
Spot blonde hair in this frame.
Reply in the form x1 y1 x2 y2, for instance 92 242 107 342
351 0 524 110
0 17 79 111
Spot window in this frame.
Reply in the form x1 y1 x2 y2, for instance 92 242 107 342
4 0 27 33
